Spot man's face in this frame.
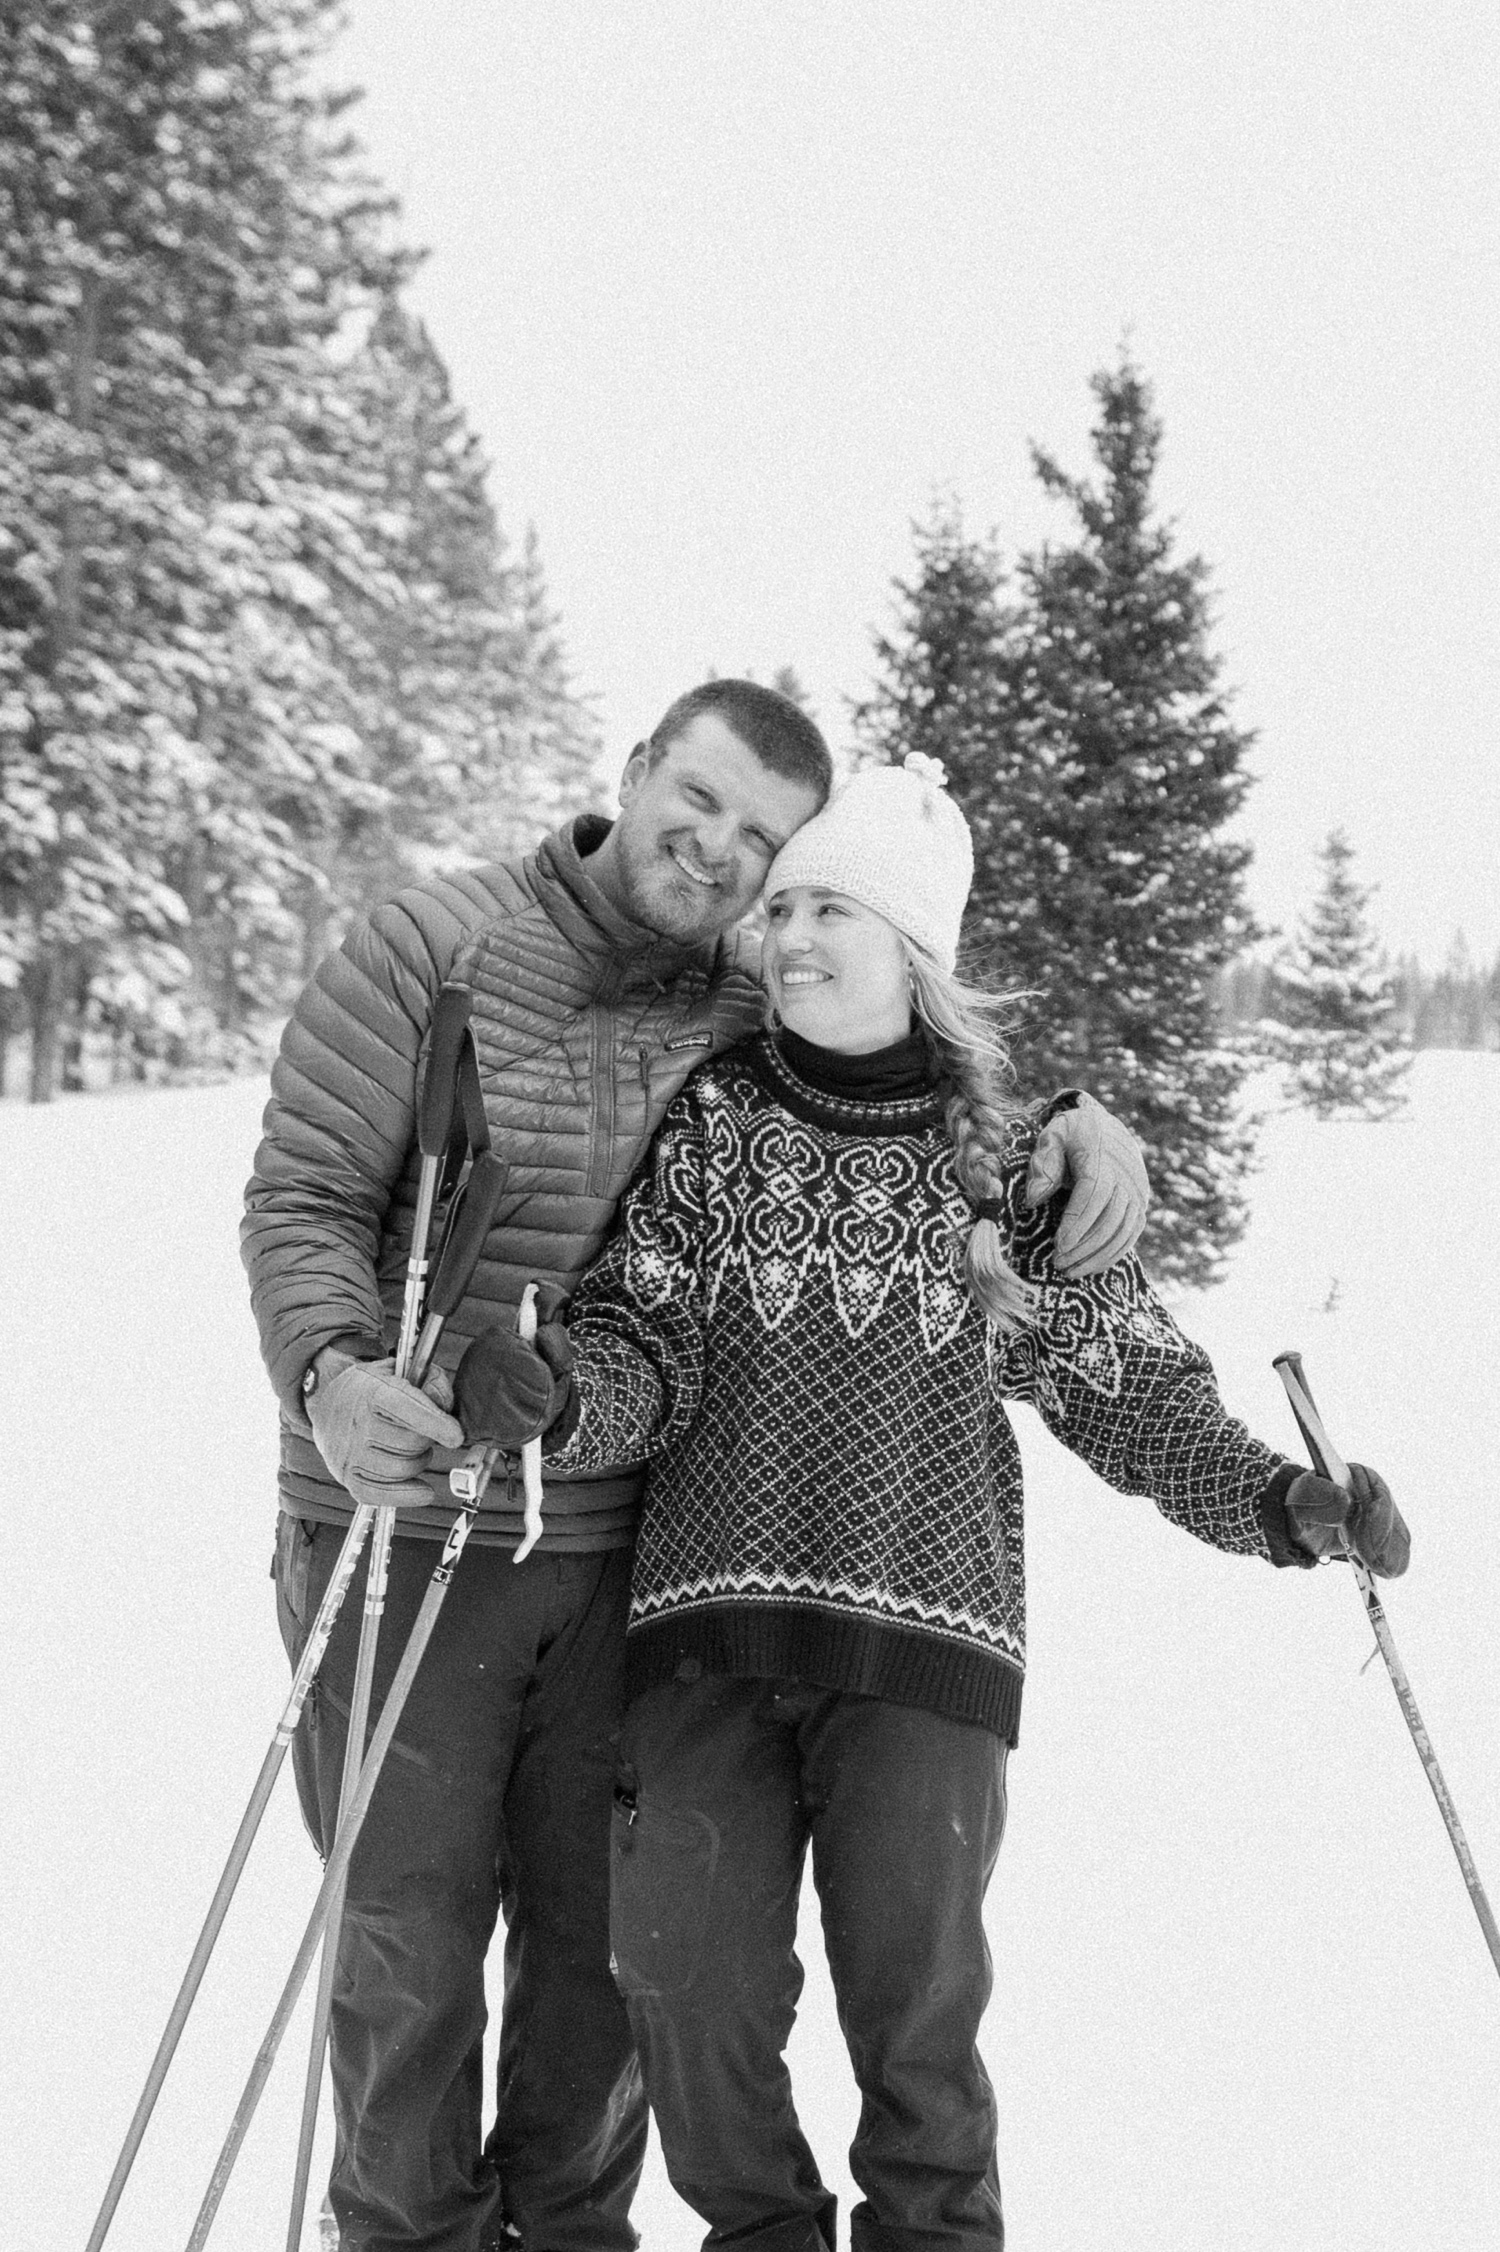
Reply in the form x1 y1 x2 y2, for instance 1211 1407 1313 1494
607 714 824 941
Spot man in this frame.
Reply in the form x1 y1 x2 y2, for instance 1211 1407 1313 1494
243 679 1150 2252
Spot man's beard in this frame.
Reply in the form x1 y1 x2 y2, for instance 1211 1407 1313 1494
618 834 736 940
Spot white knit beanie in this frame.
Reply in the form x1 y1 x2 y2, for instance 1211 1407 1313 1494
764 752 974 973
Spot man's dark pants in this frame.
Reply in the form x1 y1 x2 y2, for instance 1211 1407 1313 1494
611 1673 1010 2252
275 1517 646 2252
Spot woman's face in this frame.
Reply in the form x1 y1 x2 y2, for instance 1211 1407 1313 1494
762 886 912 1054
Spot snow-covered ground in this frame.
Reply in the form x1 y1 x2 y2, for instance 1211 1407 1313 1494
4 1054 1498 2251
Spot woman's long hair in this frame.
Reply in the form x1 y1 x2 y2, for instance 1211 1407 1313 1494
905 946 1039 1333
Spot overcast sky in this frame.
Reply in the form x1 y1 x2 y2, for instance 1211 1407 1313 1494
327 1 1499 968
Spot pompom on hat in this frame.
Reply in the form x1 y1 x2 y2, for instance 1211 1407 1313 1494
763 751 974 972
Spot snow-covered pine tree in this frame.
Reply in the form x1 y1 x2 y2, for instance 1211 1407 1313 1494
849 501 1022 813
856 373 1259 1285
768 665 816 716
997 358 1260 1287
1266 830 1410 1115
0 1 407 1094
323 298 600 913
495 524 603 848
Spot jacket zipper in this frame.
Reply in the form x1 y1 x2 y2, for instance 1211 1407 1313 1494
585 1004 613 1198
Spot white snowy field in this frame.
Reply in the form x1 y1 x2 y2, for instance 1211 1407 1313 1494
4 1053 1499 2252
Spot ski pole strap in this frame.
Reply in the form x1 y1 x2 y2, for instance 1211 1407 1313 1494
410 1153 510 1390
438 1028 491 1204
425 1152 509 1322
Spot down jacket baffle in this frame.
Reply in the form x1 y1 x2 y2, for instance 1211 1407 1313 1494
242 815 764 1552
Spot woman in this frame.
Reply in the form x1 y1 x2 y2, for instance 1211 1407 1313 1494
469 753 1408 2252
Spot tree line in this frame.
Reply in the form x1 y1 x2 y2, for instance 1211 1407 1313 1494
1221 935 1500 1054
1 1 599 1101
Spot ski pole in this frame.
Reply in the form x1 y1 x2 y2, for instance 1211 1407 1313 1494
283 989 493 2251
85 1125 503 2252
393 984 475 1375
513 1285 545 1562
308 979 476 2081
81 1506 374 2252
186 1466 500 2250
282 1150 507 2248
1274 1349 1500 1982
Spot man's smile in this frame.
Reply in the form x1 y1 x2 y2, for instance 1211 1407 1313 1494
667 844 720 889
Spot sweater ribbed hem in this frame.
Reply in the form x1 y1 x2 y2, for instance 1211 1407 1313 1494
625 1603 1024 1747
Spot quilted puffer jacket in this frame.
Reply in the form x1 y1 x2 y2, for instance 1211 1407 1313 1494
241 816 764 1550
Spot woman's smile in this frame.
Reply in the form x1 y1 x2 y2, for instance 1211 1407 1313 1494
763 886 911 1053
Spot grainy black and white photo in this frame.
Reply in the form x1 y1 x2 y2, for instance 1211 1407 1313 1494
4 8 1498 2251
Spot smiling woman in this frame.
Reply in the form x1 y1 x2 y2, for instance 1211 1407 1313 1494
764 887 911 1052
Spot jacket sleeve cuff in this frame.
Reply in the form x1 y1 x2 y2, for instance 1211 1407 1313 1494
1259 1460 1317 1568
540 1380 582 1457
281 1330 388 1427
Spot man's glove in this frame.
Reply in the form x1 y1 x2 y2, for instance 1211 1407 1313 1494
1025 1091 1152 1277
454 1287 575 1452
1285 1463 1411 1578
306 1357 465 1512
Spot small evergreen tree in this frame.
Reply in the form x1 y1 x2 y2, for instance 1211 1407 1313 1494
1264 830 1409 1116
849 501 1027 838
855 376 1262 1287
1000 359 1261 1285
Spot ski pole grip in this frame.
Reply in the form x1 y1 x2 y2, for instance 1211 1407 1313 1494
425 1153 509 1323
1272 1350 1352 1488
418 984 473 1158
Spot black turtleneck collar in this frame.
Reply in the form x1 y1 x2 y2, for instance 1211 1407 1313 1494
778 1024 937 1102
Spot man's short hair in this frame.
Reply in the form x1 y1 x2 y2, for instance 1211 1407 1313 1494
647 679 832 807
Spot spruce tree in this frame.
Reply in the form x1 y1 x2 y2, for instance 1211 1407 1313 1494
857 367 1261 1287
1266 830 1410 1114
849 503 1023 830
992 359 1261 1285
0 0 405 1092
1 5 597 1094
331 300 599 907
496 524 603 848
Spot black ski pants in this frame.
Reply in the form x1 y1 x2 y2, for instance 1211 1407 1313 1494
610 1673 1010 2252
275 1517 646 2252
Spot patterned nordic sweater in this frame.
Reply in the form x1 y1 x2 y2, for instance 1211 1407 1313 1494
554 1032 1295 1745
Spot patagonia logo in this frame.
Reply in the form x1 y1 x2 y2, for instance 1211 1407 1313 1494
665 1032 713 1052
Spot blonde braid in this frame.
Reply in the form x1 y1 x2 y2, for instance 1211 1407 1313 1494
905 947 1038 1333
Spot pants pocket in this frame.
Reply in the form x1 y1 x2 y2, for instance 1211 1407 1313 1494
609 1788 719 1998
272 1512 317 1640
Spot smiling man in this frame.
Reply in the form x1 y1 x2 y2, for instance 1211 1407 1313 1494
242 678 1150 2252
588 697 821 940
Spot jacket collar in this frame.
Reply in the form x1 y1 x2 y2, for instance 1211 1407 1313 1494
531 816 733 998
